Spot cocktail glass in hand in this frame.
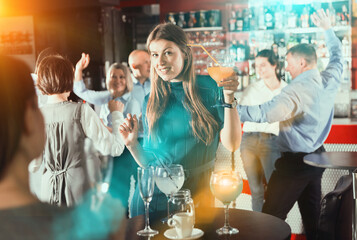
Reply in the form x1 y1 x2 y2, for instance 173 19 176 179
207 58 235 108
155 164 185 222
210 170 243 235
137 166 159 236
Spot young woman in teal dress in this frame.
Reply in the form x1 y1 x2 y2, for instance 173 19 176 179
119 23 242 217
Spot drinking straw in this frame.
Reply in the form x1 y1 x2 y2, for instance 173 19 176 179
187 43 220 66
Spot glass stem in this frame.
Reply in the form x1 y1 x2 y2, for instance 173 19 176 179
167 195 170 220
224 204 230 228
144 201 150 230
218 87 224 104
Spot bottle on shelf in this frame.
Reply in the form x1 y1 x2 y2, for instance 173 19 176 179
264 6 274 30
300 6 310 28
177 12 187 28
287 11 297 29
242 66 250 89
228 9 237 32
340 4 349 26
237 40 246 62
328 3 336 26
188 11 197 28
249 7 257 31
198 10 208 28
229 41 238 62
248 59 257 84
274 4 284 30
277 38 286 60
243 8 250 31
167 12 176 25
248 35 258 59
236 9 244 32
258 6 266 30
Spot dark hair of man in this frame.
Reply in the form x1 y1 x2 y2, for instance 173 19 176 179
256 49 281 81
37 55 74 95
0 55 36 179
286 43 317 65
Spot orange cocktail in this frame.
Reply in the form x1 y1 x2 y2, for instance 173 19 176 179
207 66 235 83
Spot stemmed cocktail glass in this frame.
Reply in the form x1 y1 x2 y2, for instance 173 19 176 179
137 166 158 236
155 164 185 222
207 58 235 108
210 170 243 235
188 44 235 108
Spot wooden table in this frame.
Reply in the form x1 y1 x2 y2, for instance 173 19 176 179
119 207 291 240
304 152 357 240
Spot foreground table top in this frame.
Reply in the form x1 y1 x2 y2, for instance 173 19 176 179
119 207 291 240
303 152 357 170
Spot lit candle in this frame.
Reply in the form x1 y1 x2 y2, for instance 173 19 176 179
211 172 243 205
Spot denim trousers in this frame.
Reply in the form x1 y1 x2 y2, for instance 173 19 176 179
240 132 281 212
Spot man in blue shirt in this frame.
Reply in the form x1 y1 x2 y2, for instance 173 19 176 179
238 10 342 240
128 50 151 107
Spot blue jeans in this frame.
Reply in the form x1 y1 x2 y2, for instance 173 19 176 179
240 132 280 212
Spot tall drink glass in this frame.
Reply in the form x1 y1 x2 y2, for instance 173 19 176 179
210 170 243 235
155 164 185 222
137 166 158 236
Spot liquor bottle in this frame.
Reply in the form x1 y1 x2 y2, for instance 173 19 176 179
243 8 250 31
309 5 316 27
258 6 266 30
264 6 274 30
340 4 349 26
198 10 207 27
300 6 309 28
236 9 244 32
287 11 297 28
187 11 197 28
229 41 238 62
236 40 246 62
167 12 176 25
287 36 298 50
342 36 350 57
249 37 258 59
177 12 187 28
249 7 257 31
248 59 257 84
242 66 250 89
278 38 286 60
274 4 284 29
328 3 336 26
228 10 237 32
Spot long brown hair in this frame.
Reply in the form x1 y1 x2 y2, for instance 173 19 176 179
0 55 36 179
146 23 219 145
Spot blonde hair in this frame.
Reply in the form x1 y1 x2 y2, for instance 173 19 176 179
146 23 219 145
106 63 133 93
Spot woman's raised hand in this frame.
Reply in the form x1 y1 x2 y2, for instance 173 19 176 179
75 53 90 82
119 114 139 147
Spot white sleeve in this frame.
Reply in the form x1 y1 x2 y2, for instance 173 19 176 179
81 104 125 157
